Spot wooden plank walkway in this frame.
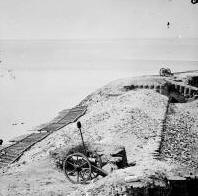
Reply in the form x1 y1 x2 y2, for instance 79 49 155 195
0 106 87 169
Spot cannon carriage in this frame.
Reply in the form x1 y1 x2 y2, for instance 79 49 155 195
159 68 174 77
63 150 107 184
61 121 128 184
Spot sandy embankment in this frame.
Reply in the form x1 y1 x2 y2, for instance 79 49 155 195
0 75 195 195
160 100 198 175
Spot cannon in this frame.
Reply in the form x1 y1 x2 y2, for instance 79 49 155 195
191 0 198 4
63 150 107 184
62 121 127 184
159 68 174 77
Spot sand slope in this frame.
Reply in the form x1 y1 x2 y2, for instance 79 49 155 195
0 75 197 195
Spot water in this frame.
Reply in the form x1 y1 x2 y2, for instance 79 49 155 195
0 39 198 143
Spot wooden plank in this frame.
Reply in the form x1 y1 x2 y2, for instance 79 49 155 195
60 107 86 118
14 143 33 148
42 125 65 132
57 106 86 124
0 143 20 153
1 154 17 159
57 118 71 124
37 129 48 133
70 106 87 111
40 127 53 132
66 114 81 118
19 139 43 146
25 133 42 138
66 116 80 120
54 125 66 131
10 132 51 164
37 133 50 137
54 123 67 126
0 161 9 167
0 150 19 157
67 111 84 115
59 114 83 123
0 163 8 167
0 156 13 162
69 109 86 113
9 134 31 143
0 106 87 168
91 165 108 177
0 158 11 164
24 135 42 140
11 143 30 147
45 123 66 130
10 147 27 152
21 138 39 142
4 149 23 155
67 112 85 118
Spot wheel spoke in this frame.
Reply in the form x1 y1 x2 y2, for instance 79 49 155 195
81 168 88 172
80 161 88 168
67 168 77 175
64 153 92 184
91 172 97 179
79 172 84 180
81 171 85 178
73 155 81 166
67 161 76 168
77 171 80 183
70 156 77 165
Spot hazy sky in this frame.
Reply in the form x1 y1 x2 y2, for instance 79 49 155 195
0 0 197 40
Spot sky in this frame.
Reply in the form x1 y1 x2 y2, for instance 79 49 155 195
0 0 198 40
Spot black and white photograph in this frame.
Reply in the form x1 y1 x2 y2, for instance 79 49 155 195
0 0 198 195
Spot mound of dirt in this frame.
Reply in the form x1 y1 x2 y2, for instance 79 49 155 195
1 75 197 195
160 100 198 175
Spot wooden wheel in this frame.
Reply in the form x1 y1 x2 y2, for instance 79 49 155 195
63 153 91 184
159 68 166 76
191 0 198 4
166 68 173 76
